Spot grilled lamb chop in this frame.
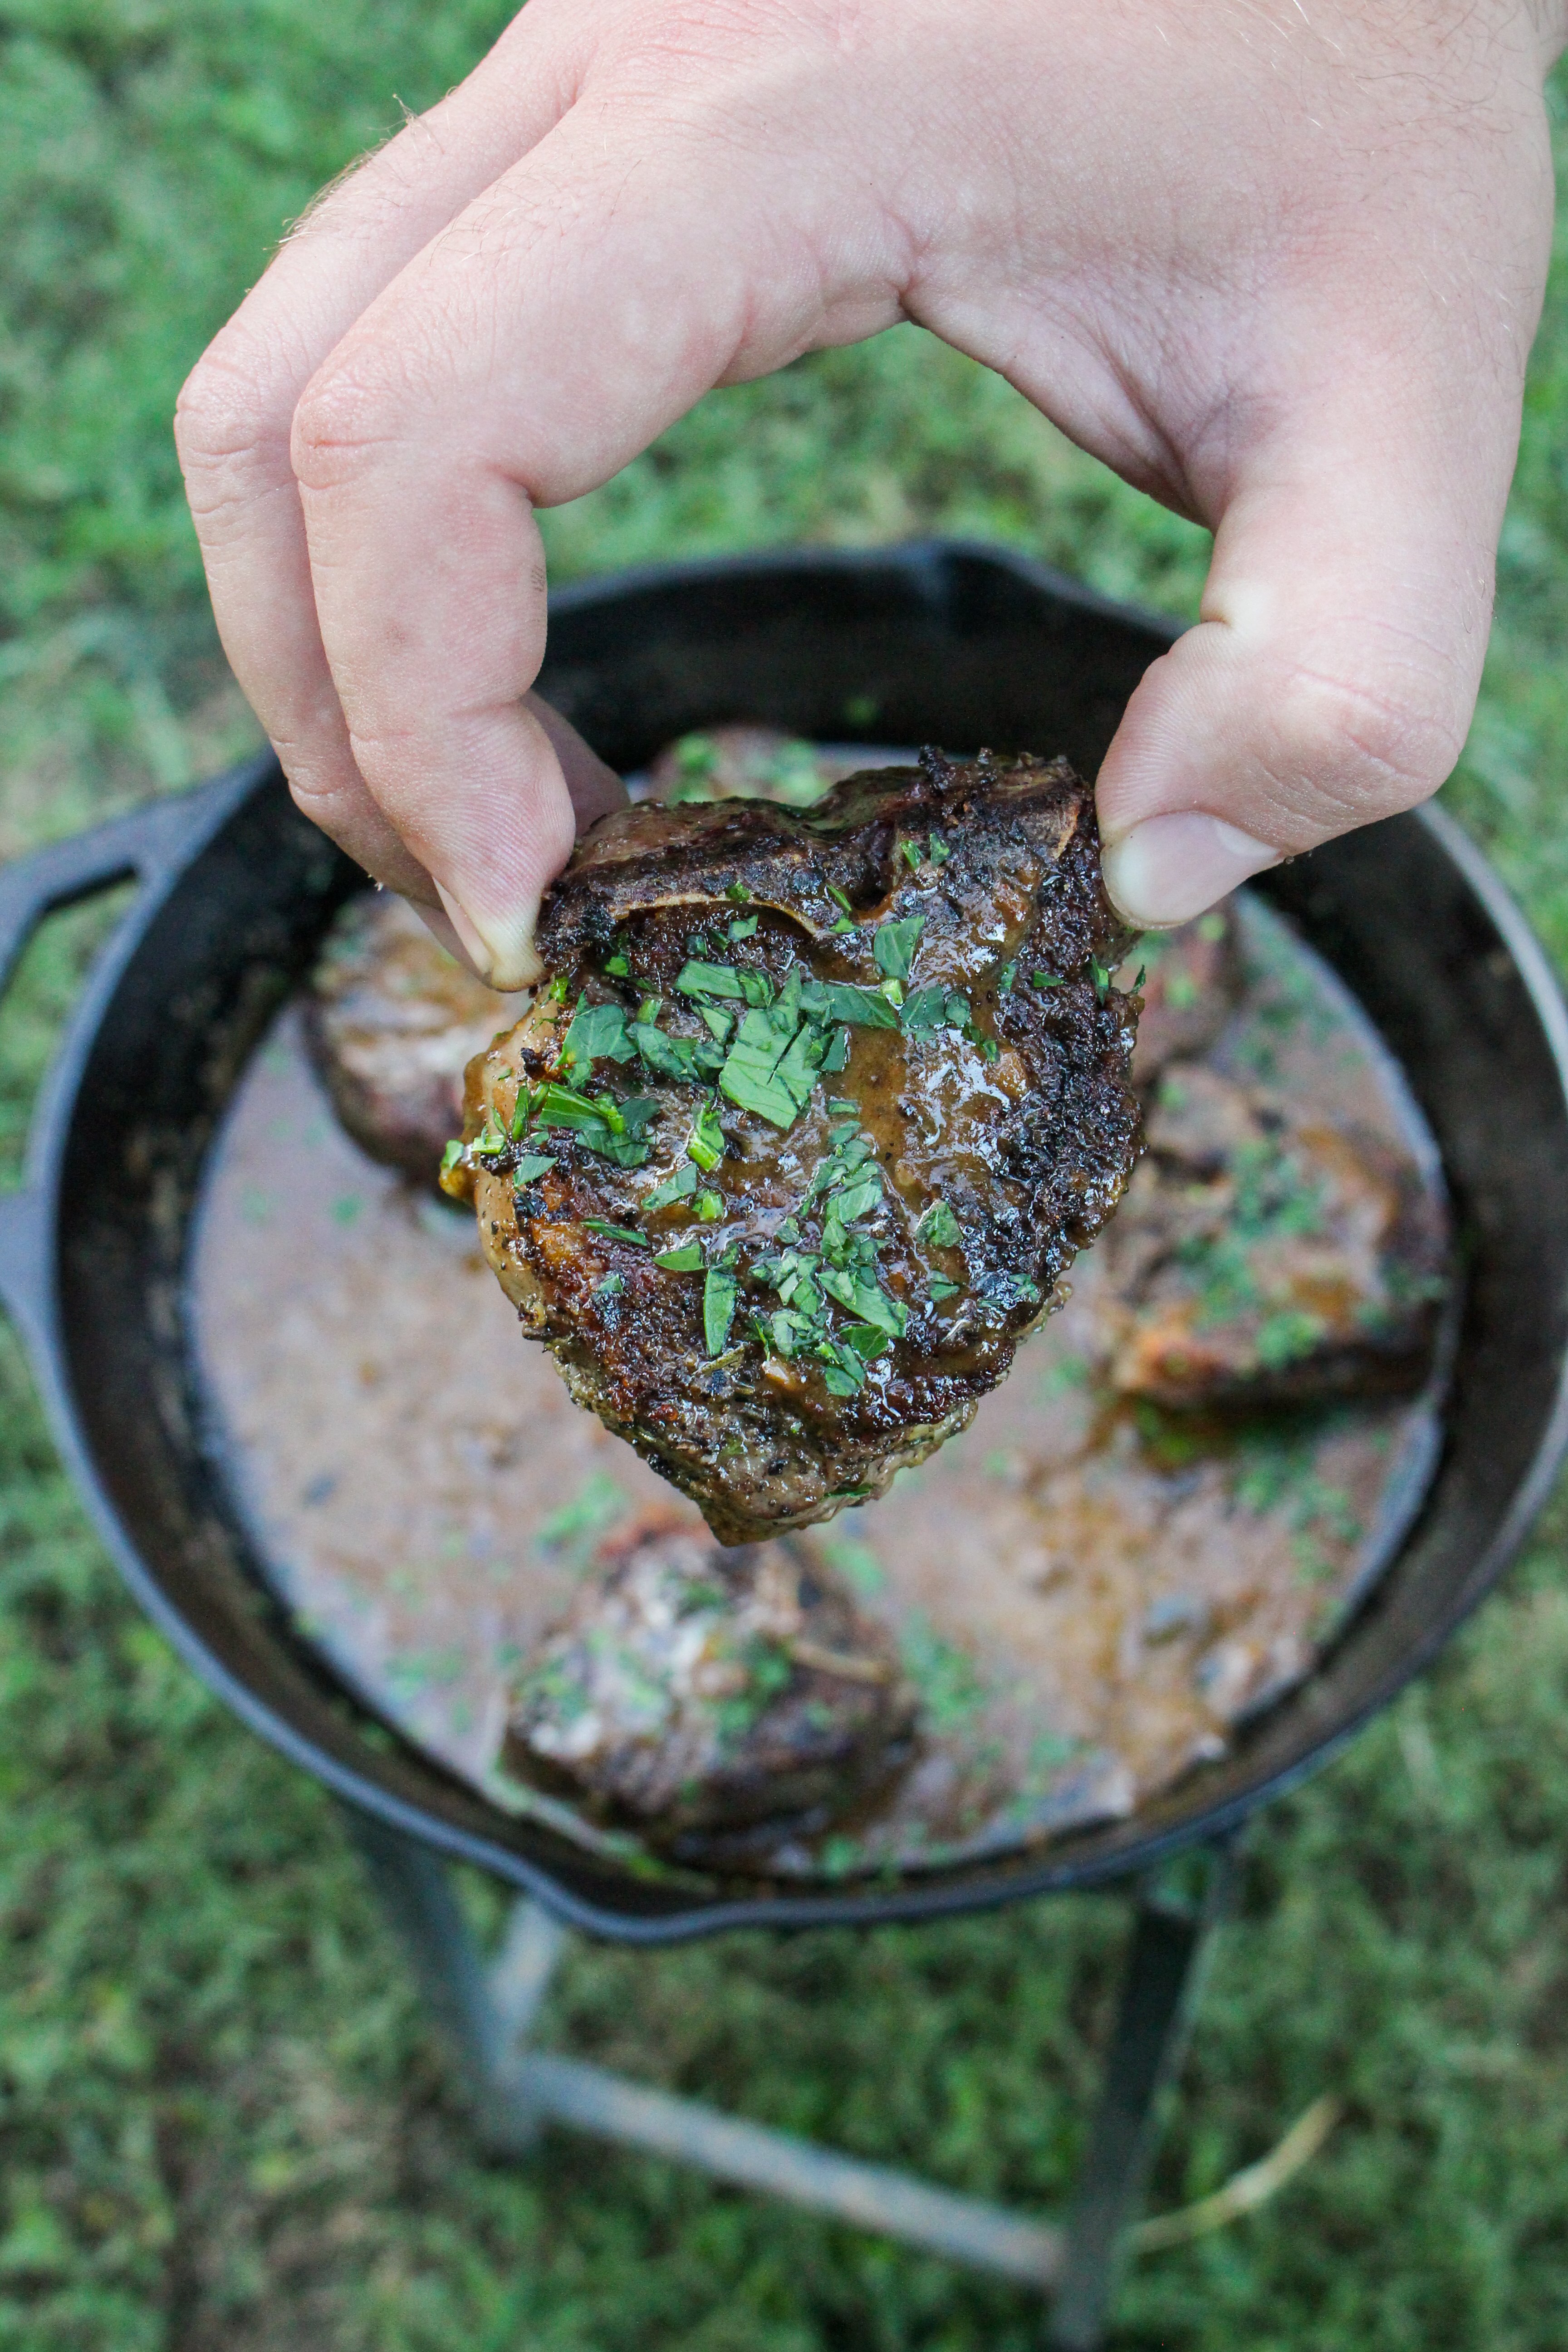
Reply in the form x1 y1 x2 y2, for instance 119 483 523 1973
642 725 856 808
504 1512 913 1854
444 750 1143 1544
306 893 514 1189
1098 1061 1448 1406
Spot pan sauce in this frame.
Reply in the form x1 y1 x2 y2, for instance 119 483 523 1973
192 892 1447 1884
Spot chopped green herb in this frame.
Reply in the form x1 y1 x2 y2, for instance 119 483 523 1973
718 1006 805 1128
727 913 759 940
440 1139 465 1177
828 915 855 936
822 1024 851 1072
694 1190 724 1221
471 1111 509 1158
518 1080 654 1169
834 1176 883 1224
900 840 923 872
1091 958 1111 1001
772 1021 826 1111
583 1220 647 1247
630 1022 698 1080
547 975 569 1002
768 1310 802 1357
822 1343 866 1395
900 985 948 1034
917 1200 963 1249
703 1264 738 1355
873 914 924 984
820 1265 858 1312
800 979 899 1030
561 1000 635 1073
840 1322 891 1362
826 883 854 914
687 1098 726 1172
927 833 951 865
653 1242 705 1273
725 881 751 903
512 1152 558 1185
1032 970 1064 990
593 1271 625 1299
827 1098 857 1116
528 1080 622 1135
851 1282 907 1337
998 960 1017 994
603 952 630 977
1133 964 1148 991
642 1161 699 1211
736 969 774 1008
928 1277 964 1301
676 960 747 1000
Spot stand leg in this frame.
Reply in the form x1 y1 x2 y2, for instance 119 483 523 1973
345 1807 565 2156
1046 1838 1237 2352
348 1801 1235 2330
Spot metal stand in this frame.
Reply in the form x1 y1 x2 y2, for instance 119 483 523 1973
349 1811 1235 2349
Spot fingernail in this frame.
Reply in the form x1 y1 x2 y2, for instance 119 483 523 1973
1101 813 1281 929
435 880 544 991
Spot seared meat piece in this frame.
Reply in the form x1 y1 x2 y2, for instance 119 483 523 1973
1099 1062 1448 1406
642 725 858 808
445 750 1142 1543
1122 909 1240 1087
306 894 514 1188
504 1512 913 1853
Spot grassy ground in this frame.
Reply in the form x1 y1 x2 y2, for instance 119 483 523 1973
4 5 1568 2346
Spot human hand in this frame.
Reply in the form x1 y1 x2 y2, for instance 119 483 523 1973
176 0 1568 983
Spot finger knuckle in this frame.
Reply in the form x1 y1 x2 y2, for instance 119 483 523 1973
174 346 285 485
290 347 413 492
1273 657 1467 825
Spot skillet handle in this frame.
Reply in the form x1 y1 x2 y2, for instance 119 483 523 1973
0 768 265 1344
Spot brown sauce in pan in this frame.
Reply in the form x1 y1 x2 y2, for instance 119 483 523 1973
191 893 1447 1886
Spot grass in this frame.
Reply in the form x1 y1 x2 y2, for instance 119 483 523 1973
3 5 1568 2344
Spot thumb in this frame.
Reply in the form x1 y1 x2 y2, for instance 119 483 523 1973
1096 394 1507 928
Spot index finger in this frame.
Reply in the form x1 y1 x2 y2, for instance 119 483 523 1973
289 100 904 984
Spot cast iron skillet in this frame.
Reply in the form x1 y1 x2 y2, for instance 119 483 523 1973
3 540 1568 1942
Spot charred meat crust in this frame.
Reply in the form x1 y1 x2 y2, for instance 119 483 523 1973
451 751 1144 1543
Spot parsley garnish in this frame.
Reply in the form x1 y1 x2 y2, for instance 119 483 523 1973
583 1220 647 1247
687 1098 726 1172
916 1200 963 1250
561 1000 636 1074
703 1262 738 1355
642 1161 699 1212
676 960 747 1001
873 914 924 985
